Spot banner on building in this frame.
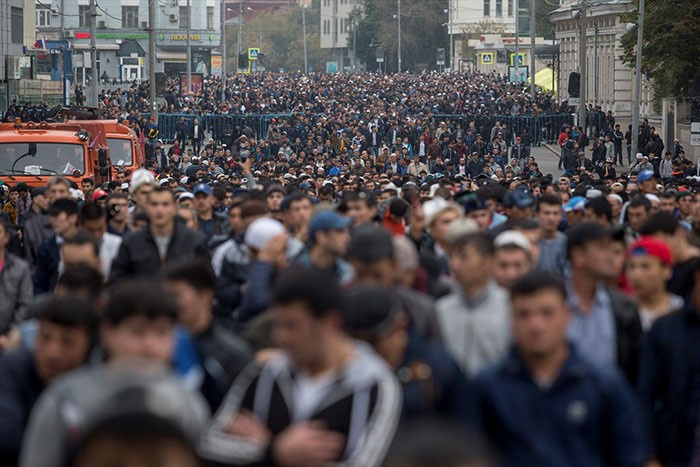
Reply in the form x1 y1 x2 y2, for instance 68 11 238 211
180 73 204 95
211 55 222 76
191 49 211 77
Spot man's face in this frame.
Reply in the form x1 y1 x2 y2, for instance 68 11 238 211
48 183 70 203
576 238 613 278
194 193 213 215
272 300 326 369
449 244 490 289
627 205 649 233
9 191 19 204
165 280 209 332
431 210 460 245
50 212 77 236
537 203 562 234
287 199 313 230
467 209 491 232
82 217 107 241
133 185 154 210
626 255 670 299
491 248 532 289
147 191 177 228
318 228 351 257
81 180 94 193
34 320 91 382
266 192 284 212
101 316 175 365
659 197 677 214
33 194 49 211
678 195 692 217
347 200 375 227
512 289 570 358
116 173 127 184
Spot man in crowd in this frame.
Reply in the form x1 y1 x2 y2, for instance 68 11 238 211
33 198 79 295
536 193 567 275
79 203 122 280
473 271 645 467
0 217 32 336
490 230 534 289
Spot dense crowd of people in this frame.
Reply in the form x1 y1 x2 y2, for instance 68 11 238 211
1 70 700 467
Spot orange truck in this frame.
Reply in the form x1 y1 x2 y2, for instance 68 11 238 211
0 109 143 188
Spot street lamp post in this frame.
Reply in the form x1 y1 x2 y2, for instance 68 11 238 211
397 0 401 72
302 2 308 73
237 0 243 64
186 0 192 94
577 2 587 134
630 0 645 158
221 0 226 101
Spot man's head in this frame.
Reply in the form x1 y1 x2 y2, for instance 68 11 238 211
637 170 657 194
584 197 613 226
536 194 562 235
271 267 345 370
163 259 217 334
627 196 651 233
147 187 177 231
491 231 534 288
625 236 673 301
101 279 178 365
658 192 677 214
130 169 156 211
80 202 108 241
192 183 214 216
503 185 534 221
347 225 396 287
566 222 613 279
308 209 352 257
509 271 569 359
265 184 286 213
283 193 313 233
47 176 71 203
344 191 377 228
423 198 464 248
61 231 101 272
34 297 98 382
48 198 79 237
448 232 495 291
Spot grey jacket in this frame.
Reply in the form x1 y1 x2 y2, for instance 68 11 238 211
435 281 511 377
0 253 32 334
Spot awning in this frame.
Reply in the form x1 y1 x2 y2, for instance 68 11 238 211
73 44 120 51
527 68 557 93
156 52 187 62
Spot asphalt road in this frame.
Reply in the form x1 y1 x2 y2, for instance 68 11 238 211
531 144 563 179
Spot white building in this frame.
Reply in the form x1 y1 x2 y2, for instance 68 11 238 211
320 0 359 71
35 0 221 84
549 0 654 120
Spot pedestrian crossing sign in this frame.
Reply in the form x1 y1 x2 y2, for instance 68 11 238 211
248 48 260 60
481 53 493 65
510 53 525 66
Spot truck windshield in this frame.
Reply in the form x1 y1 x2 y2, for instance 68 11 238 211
107 138 133 167
0 142 85 176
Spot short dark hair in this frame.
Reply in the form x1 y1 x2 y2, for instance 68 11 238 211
538 193 562 210
450 231 494 256
56 264 104 300
510 271 567 301
37 296 99 331
48 198 79 217
105 279 178 325
150 186 175 201
281 192 310 212
81 177 94 185
162 259 217 291
640 211 680 236
628 195 651 212
586 197 613 223
63 231 100 257
80 202 106 223
273 267 343 319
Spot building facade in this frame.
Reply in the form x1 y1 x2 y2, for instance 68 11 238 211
320 0 359 71
35 0 221 84
549 0 654 121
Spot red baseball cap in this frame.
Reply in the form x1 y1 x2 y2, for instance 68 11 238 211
627 236 672 265
91 189 108 201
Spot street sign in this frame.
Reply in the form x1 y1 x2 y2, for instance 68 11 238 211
691 134 700 146
376 47 384 63
481 53 493 65
569 98 580 106
691 122 700 133
436 48 445 66
510 53 525 66
248 48 260 60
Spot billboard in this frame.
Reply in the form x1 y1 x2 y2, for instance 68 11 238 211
180 73 204 95
211 55 222 76
191 48 211 76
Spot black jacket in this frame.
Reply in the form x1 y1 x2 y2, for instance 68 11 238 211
0 348 44 467
608 286 643 385
637 302 700 464
109 221 209 283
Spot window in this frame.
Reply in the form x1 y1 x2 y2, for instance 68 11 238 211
11 7 23 43
36 6 52 27
495 0 502 17
179 6 189 28
483 0 490 17
207 6 214 29
508 0 513 17
122 6 138 28
79 5 90 28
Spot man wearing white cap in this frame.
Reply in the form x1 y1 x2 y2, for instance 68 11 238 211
491 230 534 288
128 168 156 215
414 197 464 275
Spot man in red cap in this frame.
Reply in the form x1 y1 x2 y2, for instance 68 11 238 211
625 236 683 332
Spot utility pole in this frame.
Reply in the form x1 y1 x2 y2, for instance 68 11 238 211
448 0 453 72
529 0 535 98
221 0 226 101
148 0 157 123
631 0 645 158
237 0 242 70
514 0 519 83
578 1 587 133
302 3 308 73
352 17 357 70
397 0 401 72
89 0 98 107
186 0 192 94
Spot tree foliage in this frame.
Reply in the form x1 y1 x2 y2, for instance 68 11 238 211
225 0 331 73
620 0 700 99
353 0 449 72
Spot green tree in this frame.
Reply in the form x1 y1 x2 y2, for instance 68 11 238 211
620 0 700 100
353 0 449 72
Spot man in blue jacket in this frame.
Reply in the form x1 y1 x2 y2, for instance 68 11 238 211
472 271 645 467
